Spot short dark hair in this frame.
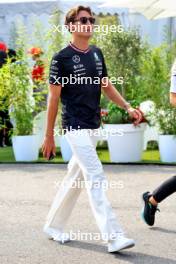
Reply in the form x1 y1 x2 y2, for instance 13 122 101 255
65 5 93 26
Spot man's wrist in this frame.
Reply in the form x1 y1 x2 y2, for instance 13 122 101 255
123 102 131 111
45 133 54 138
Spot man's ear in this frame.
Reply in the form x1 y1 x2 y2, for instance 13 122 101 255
65 22 71 33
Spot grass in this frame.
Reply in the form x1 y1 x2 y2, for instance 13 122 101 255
142 150 160 163
0 146 15 162
0 146 167 164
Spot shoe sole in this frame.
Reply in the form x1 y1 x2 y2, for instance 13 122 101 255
44 229 71 244
53 238 71 244
108 241 135 253
47 236 71 244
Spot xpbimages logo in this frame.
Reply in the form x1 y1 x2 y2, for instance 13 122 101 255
51 74 124 87
53 178 124 191
53 127 125 138
52 23 124 35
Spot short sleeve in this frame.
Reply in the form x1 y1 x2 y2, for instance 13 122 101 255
49 53 63 85
98 48 108 78
170 61 176 93
170 75 176 93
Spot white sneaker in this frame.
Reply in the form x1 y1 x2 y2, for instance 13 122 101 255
108 235 135 253
43 226 70 244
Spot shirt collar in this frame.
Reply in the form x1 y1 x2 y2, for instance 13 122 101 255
69 42 91 54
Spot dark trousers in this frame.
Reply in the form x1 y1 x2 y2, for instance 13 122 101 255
152 176 176 203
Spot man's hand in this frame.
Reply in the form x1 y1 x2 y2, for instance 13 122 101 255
42 83 61 160
127 107 143 126
41 135 56 160
101 81 144 125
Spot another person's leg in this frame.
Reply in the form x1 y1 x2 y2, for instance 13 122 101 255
152 175 176 203
142 176 176 226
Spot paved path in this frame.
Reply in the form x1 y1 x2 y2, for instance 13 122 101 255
0 164 175 264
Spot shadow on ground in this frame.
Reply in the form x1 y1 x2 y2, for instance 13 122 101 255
62 240 175 264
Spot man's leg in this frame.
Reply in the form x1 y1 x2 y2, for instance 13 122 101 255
45 128 134 251
44 155 84 234
65 129 124 241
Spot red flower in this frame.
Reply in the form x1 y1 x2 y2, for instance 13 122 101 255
32 63 45 81
0 42 7 52
28 47 43 56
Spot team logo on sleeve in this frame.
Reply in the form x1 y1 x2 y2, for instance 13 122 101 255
51 60 58 65
72 55 80 63
94 52 100 61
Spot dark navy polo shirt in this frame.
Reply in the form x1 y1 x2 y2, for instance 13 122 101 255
49 42 108 130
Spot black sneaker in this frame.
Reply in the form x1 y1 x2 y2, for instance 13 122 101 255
141 192 160 226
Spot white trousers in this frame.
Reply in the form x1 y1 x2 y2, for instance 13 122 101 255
44 129 123 241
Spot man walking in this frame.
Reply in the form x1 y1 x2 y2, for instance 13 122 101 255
42 5 142 252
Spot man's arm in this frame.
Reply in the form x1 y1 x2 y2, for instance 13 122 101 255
42 84 62 159
45 84 61 136
102 79 130 110
101 79 142 124
170 92 176 107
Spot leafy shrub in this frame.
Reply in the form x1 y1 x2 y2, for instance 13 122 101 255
153 106 176 135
